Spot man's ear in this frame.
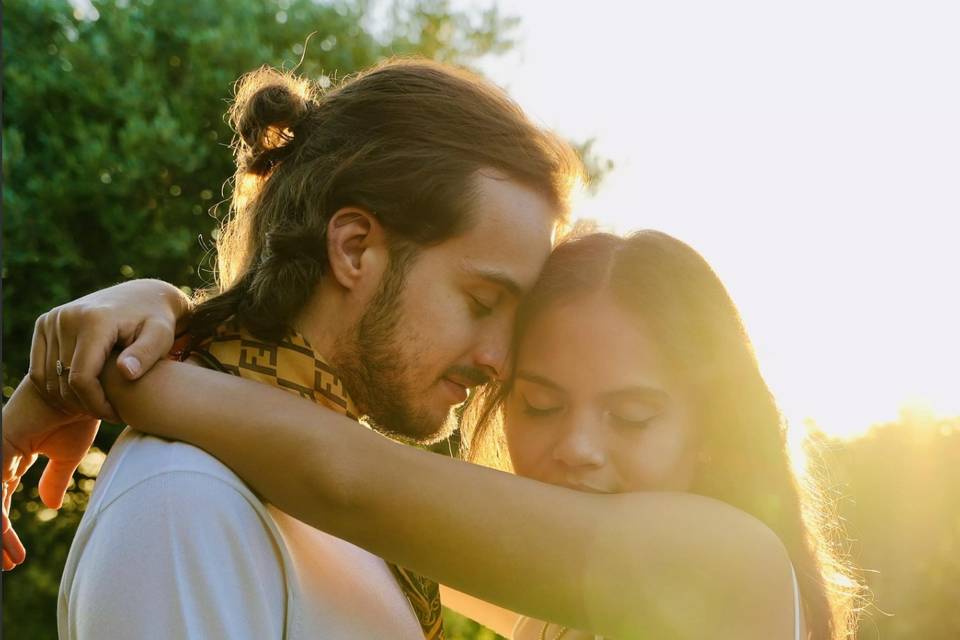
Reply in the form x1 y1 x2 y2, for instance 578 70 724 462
326 207 388 292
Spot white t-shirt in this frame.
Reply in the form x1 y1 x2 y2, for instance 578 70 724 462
58 428 424 640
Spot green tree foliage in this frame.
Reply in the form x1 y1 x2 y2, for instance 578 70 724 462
809 415 960 639
2 1 528 637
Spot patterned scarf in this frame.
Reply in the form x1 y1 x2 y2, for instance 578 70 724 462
180 321 445 639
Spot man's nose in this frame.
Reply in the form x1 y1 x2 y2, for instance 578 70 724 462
473 326 511 382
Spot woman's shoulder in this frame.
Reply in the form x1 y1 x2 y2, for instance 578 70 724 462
610 491 802 637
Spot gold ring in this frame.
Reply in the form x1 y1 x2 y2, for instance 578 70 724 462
56 360 70 377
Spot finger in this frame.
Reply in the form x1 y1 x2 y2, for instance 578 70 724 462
68 330 121 422
2 511 25 565
56 314 87 415
117 318 176 380
3 439 22 485
38 458 83 510
3 551 16 571
15 452 38 480
3 479 17 514
29 313 49 395
4 432 35 486
3 485 12 525
44 314 63 406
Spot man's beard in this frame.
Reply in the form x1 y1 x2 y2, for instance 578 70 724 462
332 248 457 445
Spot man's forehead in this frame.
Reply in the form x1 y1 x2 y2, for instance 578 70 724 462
438 172 556 295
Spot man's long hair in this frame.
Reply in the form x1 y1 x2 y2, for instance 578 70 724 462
188 59 581 343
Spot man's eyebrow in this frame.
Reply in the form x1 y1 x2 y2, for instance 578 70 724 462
515 371 566 393
462 265 524 298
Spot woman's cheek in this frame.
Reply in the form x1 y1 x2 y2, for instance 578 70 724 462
618 424 693 492
505 416 545 478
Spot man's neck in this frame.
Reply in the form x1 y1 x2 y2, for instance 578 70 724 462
289 284 372 419
293 282 357 365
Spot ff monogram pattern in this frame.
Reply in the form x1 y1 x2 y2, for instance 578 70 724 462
179 321 445 640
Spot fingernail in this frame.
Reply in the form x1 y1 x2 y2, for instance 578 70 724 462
121 356 141 378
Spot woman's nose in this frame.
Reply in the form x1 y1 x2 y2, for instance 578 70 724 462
551 415 607 469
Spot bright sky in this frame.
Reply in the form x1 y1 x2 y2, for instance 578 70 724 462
64 0 957 439
460 0 959 439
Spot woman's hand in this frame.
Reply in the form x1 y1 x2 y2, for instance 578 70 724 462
2 377 100 570
29 279 192 421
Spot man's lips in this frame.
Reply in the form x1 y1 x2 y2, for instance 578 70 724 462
444 366 490 389
439 367 490 406
441 378 469 404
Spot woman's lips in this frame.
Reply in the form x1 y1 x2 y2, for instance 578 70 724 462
562 480 618 494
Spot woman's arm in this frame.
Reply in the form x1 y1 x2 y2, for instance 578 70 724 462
30 278 191 420
102 359 797 639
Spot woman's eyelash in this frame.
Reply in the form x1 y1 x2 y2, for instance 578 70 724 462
521 395 561 416
610 414 654 428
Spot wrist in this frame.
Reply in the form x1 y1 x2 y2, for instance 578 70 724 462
151 280 194 332
4 377 73 448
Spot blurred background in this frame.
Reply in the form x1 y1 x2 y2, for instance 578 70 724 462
3 1 958 638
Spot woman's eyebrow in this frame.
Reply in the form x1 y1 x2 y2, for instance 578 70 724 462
600 386 669 405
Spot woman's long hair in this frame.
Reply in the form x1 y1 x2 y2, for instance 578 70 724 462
464 230 864 639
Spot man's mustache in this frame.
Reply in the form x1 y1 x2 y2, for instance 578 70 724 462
443 365 491 388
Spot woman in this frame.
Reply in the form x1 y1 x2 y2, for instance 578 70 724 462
7 231 862 638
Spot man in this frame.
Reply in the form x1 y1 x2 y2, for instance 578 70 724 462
2 59 579 638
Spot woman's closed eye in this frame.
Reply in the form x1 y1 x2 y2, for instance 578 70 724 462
606 400 660 428
609 412 656 428
520 393 563 417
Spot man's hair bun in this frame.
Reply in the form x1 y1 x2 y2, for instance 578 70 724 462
228 67 316 176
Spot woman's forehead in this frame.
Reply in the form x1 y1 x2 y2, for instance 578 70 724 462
515 294 669 395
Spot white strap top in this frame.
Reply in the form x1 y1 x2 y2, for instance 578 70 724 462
512 563 804 639
790 563 803 640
